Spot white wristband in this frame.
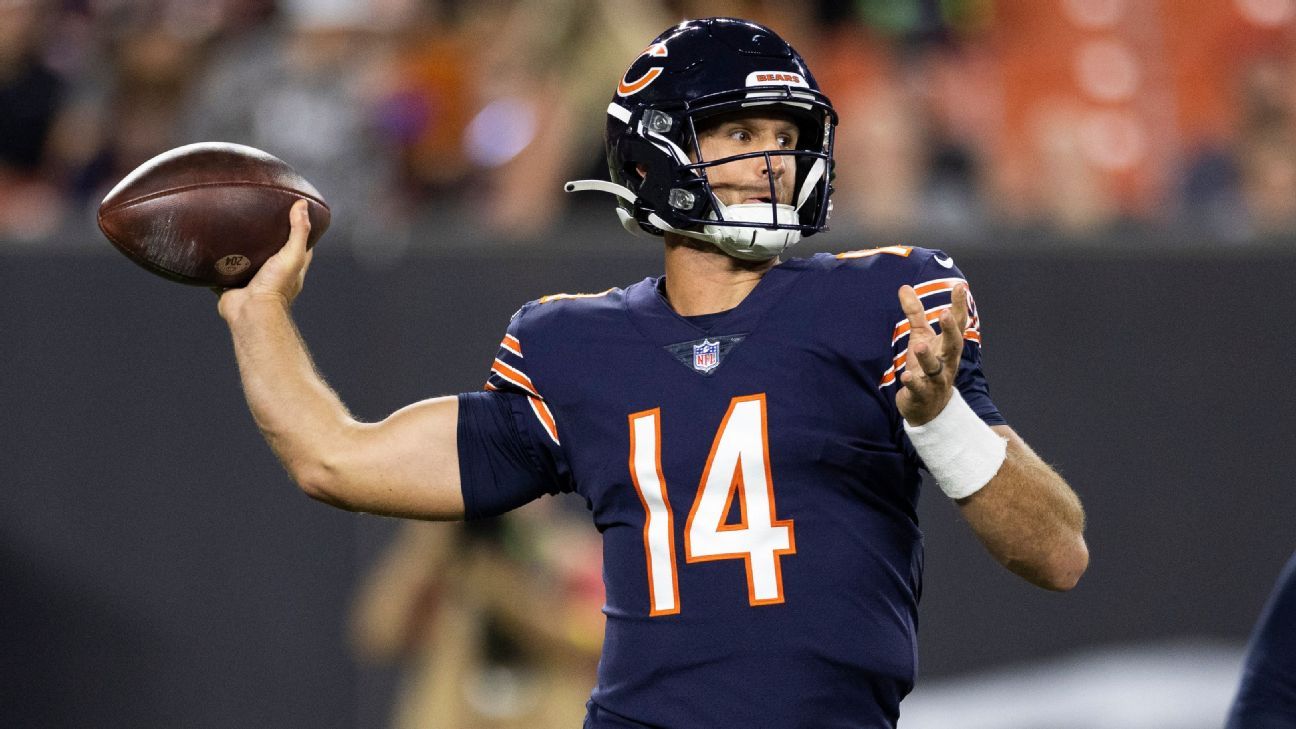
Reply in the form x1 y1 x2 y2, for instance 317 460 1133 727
903 391 1007 500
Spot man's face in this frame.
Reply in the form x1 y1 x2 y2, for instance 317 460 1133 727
692 111 801 208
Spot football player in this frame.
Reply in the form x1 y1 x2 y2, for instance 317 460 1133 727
1227 551 1296 728
217 18 1088 728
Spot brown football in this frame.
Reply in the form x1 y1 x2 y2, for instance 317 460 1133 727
97 142 330 287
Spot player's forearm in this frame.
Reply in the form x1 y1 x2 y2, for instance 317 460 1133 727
957 429 1088 591
223 295 358 504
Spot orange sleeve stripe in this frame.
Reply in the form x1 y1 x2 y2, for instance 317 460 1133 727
881 332 982 387
490 359 540 397
879 349 909 387
484 380 499 391
892 305 982 345
891 332 983 371
528 396 560 445
891 305 951 343
892 321 982 345
500 334 522 358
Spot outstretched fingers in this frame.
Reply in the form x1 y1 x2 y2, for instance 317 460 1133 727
898 285 934 337
937 284 969 369
895 282 970 423
915 332 946 377
898 285 942 379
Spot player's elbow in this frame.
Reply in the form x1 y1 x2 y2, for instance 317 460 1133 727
291 457 359 511
1038 535 1089 592
287 430 368 512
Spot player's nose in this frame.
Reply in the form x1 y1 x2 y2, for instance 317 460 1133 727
756 151 790 202
756 143 788 175
756 152 786 187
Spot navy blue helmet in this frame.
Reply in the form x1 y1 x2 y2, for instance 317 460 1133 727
566 18 838 260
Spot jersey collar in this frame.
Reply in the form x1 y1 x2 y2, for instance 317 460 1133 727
623 260 805 348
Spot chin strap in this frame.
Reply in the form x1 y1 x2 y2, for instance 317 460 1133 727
565 179 654 238
564 179 637 203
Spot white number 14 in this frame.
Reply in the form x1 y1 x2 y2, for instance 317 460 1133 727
627 394 796 616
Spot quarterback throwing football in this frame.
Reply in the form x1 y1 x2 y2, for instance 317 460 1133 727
218 18 1088 728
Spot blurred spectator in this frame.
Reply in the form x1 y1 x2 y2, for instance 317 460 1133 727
0 0 67 241
450 0 668 238
180 0 403 254
372 7 479 199
1181 55 1296 242
809 4 995 237
0 0 60 175
77 23 205 197
350 501 603 729
1169 0 1296 240
1236 57 1296 235
13 0 266 232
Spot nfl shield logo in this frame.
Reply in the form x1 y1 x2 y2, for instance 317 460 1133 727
692 339 720 373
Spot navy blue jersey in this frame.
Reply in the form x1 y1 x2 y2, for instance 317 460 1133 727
457 247 1003 728
1227 551 1296 728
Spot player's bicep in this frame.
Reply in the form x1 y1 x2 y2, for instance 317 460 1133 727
456 390 573 520
317 396 465 520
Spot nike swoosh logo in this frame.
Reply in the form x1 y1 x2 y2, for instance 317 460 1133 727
934 254 954 269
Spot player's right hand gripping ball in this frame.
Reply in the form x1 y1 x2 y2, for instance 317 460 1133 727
97 142 330 288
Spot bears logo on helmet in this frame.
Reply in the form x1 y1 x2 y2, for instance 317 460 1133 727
566 17 838 261
617 43 669 97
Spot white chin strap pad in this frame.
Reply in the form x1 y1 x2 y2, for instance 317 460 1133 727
692 202 801 260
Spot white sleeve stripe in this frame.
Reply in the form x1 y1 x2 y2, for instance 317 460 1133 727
912 277 967 298
490 359 540 398
499 333 522 358
527 397 561 445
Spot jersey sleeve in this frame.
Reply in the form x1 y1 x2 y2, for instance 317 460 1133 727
885 251 1005 426
456 306 573 520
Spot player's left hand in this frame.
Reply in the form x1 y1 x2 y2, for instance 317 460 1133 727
895 284 969 426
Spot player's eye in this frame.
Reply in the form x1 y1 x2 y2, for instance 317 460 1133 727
778 134 794 148
729 129 752 143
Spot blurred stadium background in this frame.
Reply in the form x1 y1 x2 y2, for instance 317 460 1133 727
1 0 1294 727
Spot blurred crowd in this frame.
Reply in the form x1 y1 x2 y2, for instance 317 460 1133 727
1 0 1294 248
